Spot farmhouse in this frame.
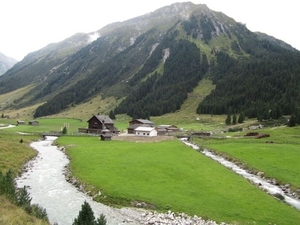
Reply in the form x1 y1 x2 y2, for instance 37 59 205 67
127 123 151 134
134 126 157 137
129 119 154 127
156 125 179 135
78 115 119 134
127 119 154 134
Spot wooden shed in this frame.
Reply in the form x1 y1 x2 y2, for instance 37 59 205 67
28 120 39 126
100 128 112 141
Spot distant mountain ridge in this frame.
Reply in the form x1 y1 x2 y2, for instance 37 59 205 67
0 2 299 121
0 52 17 76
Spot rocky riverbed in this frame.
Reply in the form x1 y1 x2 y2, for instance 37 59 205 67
16 136 228 225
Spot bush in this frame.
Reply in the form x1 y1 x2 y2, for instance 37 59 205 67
30 204 48 220
0 169 15 200
62 126 68 134
16 186 31 208
228 127 243 132
0 170 48 221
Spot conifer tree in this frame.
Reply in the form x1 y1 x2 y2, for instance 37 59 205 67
109 110 116 119
288 114 296 127
225 114 231 125
62 126 68 134
73 201 107 225
232 113 237 124
238 112 245 123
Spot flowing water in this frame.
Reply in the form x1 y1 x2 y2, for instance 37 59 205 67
14 135 300 224
16 136 143 225
180 138 300 211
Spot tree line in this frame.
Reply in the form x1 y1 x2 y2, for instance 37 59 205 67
115 39 209 119
197 48 300 125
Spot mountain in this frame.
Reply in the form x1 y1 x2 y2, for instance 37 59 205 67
0 52 18 76
0 2 300 121
255 31 297 52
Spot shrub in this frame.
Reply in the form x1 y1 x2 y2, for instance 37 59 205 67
0 170 48 221
0 169 15 200
228 127 243 132
62 126 68 134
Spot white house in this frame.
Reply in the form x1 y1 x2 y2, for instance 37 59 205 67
134 126 157 137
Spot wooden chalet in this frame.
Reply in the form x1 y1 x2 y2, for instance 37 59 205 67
127 124 151 134
127 119 154 134
129 119 154 127
78 115 119 134
156 125 179 135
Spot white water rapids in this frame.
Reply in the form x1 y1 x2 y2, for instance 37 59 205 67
13 134 300 224
181 138 300 211
16 136 143 225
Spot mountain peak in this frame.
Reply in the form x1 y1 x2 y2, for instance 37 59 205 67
0 52 18 76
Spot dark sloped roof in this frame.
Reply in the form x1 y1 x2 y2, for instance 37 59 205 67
88 115 113 124
129 119 154 124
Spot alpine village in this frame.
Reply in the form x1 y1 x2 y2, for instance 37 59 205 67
1 2 300 225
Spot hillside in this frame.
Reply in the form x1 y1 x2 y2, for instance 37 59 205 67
0 52 17 76
0 2 299 122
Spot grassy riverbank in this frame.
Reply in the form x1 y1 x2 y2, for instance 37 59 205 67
197 126 300 188
57 135 300 225
0 133 49 225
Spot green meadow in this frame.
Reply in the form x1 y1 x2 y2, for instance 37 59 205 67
197 126 300 188
57 135 300 225
1 116 300 224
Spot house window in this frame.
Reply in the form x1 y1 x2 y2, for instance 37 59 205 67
143 133 146 135
147 133 149 135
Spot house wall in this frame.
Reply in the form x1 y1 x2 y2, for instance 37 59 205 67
88 117 103 129
135 129 157 137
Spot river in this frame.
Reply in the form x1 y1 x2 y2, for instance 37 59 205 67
180 138 300 211
16 135 299 224
15 136 144 225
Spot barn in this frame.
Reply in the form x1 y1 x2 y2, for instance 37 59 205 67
79 115 119 134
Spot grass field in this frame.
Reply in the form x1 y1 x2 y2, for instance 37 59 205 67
0 132 49 225
1 78 299 224
57 135 300 225
196 126 300 189
0 133 39 173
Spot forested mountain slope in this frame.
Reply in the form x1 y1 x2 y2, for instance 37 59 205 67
0 2 299 120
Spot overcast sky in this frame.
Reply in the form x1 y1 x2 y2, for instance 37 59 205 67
1 0 299 61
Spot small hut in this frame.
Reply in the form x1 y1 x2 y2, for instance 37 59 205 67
17 120 25 125
100 127 112 141
29 120 39 126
